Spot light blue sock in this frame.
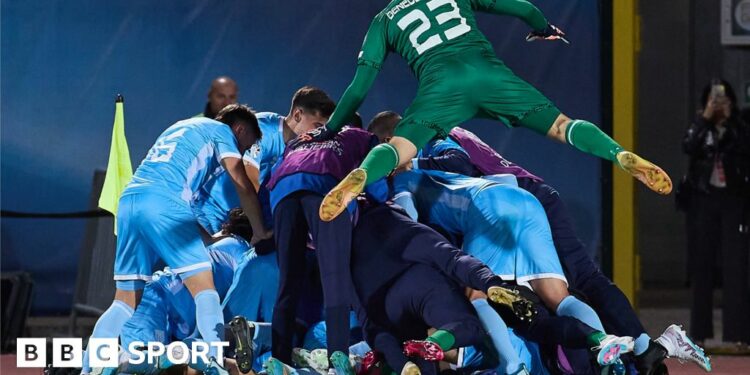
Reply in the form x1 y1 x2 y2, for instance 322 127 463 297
634 333 652 355
82 300 134 373
472 299 524 374
556 296 605 333
194 289 224 360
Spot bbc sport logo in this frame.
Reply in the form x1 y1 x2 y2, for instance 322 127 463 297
16 338 229 368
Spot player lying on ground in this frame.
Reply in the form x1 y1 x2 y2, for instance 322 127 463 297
82 105 272 375
87 209 260 375
385 121 711 374
315 0 671 222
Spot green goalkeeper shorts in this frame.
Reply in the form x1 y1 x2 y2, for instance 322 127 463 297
393 49 561 148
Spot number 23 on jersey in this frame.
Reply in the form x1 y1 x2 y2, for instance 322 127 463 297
397 0 471 55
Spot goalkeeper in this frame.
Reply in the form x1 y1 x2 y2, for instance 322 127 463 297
316 0 672 221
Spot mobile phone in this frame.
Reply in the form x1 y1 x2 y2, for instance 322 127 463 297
710 80 726 100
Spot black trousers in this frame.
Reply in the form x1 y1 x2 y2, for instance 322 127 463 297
369 264 485 375
272 191 354 362
688 189 749 342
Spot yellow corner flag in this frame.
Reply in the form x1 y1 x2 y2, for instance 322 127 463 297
98 94 133 233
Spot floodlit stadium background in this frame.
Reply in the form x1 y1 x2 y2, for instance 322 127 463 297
2 0 750 371
2 0 602 314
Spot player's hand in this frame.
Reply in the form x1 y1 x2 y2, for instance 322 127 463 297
253 237 275 255
291 126 337 147
250 228 273 246
526 24 570 44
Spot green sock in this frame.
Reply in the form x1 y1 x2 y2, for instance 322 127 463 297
426 329 456 351
565 120 624 163
586 331 607 347
361 143 399 185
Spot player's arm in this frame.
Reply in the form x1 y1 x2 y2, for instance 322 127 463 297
411 138 480 176
241 148 262 191
390 169 420 221
326 65 380 132
326 16 388 132
243 161 261 192
414 149 479 176
222 157 271 244
392 191 419 221
471 0 548 31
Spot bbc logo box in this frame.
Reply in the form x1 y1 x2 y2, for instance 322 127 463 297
16 338 116 368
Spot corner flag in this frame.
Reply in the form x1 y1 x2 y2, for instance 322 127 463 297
98 94 132 232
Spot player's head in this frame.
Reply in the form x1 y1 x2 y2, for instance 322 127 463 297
367 111 402 142
287 86 336 135
207 76 238 117
347 112 364 129
215 104 261 153
221 208 252 242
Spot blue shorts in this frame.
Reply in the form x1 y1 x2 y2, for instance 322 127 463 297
459 328 548 375
463 186 566 289
114 192 212 284
222 252 279 323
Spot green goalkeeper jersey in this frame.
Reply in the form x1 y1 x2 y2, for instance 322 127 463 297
358 0 548 79
325 0 549 131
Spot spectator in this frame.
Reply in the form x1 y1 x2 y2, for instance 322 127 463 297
682 78 750 346
197 76 239 119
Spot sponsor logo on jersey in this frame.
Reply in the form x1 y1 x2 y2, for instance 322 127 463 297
250 143 261 159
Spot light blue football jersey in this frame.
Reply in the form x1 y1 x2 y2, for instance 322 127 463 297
193 173 240 234
125 117 242 205
192 112 284 233
244 112 286 186
391 169 497 234
208 235 252 297
420 136 464 157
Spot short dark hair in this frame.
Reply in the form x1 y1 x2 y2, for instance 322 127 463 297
221 208 252 242
215 103 261 140
291 86 336 118
367 111 402 136
347 112 364 128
